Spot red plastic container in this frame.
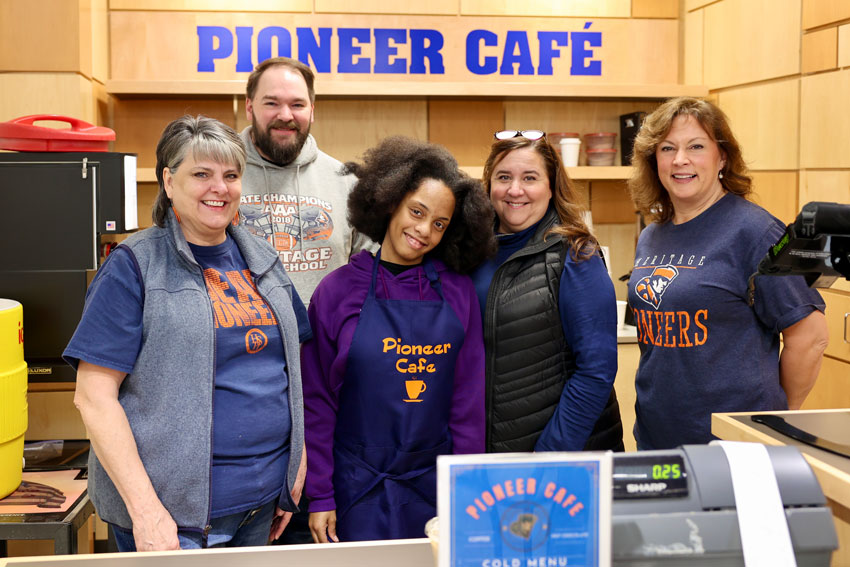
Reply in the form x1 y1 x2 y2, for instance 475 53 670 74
586 148 617 166
0 115 115 152
584 132 617 150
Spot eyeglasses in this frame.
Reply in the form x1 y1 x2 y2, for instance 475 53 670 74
494 130 546 141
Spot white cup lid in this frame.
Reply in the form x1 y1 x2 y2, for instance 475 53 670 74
0 298 22 311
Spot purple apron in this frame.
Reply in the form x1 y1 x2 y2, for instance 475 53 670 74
333 252 465 541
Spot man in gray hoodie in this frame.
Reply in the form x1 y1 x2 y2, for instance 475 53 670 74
241 56 368 302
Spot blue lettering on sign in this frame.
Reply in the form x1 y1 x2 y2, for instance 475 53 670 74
466 29 498 75
235 27 253 72
410 29 445 74
500 31 534 75
571 23 602 76
338 28 371 73
197 26 233 72
374 29 407 73
196 25 601 77
258 27 291 61
537 31 568 75
297 27 332 73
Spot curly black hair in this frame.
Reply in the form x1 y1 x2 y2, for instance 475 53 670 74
346 136 496 274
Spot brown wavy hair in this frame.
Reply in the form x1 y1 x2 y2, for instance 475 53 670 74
629 96 751 224
482 136 597 261
345 136 497 274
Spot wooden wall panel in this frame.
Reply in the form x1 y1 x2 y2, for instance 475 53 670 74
428 100 503 167
802 27 838 74
504 100 660 166
109 0 311 11
25 391 87 440
685 0 716 10
0 74 95 123
703 0 801 88
800 70 850 169
239 99 430 165
631 0 678 19
460 0 630 17
0 0 84 74
316 0 458 15
839 24 850 68
112 98 236 168
91 0 109 83
593 222 637 299
136 183 159 230
715 79 800 171
684 9 704 86
615 343 639 452
821 290 850 363
802 356 850 410
799 170 850 206
802 0 850 30
92 80 111 129
590 180 634 224
748 171 798 226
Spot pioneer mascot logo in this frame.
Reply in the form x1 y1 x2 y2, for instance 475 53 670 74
635 265 679 309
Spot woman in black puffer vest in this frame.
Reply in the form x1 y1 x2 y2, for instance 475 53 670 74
470 131 623 453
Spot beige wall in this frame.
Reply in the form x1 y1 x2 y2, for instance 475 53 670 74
687 0 850 445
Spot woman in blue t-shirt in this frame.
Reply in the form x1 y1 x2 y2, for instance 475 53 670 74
64 116 309 551
627 97 828 450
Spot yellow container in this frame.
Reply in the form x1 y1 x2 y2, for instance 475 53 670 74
0 298 27 499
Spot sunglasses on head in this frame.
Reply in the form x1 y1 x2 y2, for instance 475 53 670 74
494 130 546 141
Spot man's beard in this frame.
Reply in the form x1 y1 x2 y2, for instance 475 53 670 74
251 117 310 166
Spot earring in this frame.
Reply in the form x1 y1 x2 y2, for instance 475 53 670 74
718 171 724 180
231 210 240 226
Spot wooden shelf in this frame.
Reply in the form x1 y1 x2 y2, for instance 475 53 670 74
106 80 708 100
460 165 633 180
138 168 156 183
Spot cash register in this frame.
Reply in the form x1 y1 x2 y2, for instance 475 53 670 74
611 445 837 566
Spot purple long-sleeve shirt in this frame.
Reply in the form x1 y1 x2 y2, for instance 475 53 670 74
302 250 486 513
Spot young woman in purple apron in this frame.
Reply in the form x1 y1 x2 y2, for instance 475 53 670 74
301 137 497 542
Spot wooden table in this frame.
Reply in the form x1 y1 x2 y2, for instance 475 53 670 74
713 409 850 567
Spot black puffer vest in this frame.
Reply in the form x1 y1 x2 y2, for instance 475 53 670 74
484 208 623 453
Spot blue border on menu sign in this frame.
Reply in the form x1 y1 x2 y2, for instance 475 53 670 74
442 455 609 567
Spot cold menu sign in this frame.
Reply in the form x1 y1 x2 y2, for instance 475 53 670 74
612 453 688 499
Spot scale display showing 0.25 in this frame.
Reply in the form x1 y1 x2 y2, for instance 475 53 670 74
652 463 681 480
612 453 689 499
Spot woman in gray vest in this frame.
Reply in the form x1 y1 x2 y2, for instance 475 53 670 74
64 115 308 551
470 131 623 453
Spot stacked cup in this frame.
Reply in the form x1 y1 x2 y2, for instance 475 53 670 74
555 133 582 167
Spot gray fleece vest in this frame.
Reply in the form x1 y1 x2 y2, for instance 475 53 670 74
88 211 304 531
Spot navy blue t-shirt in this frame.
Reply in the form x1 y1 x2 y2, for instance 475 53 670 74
64 236 311 517
627 193 824 450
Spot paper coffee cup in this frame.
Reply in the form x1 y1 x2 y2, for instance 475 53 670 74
616 300 627 330
560 138 581 167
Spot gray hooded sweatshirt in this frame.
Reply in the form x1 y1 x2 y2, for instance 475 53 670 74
239 127 369 301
